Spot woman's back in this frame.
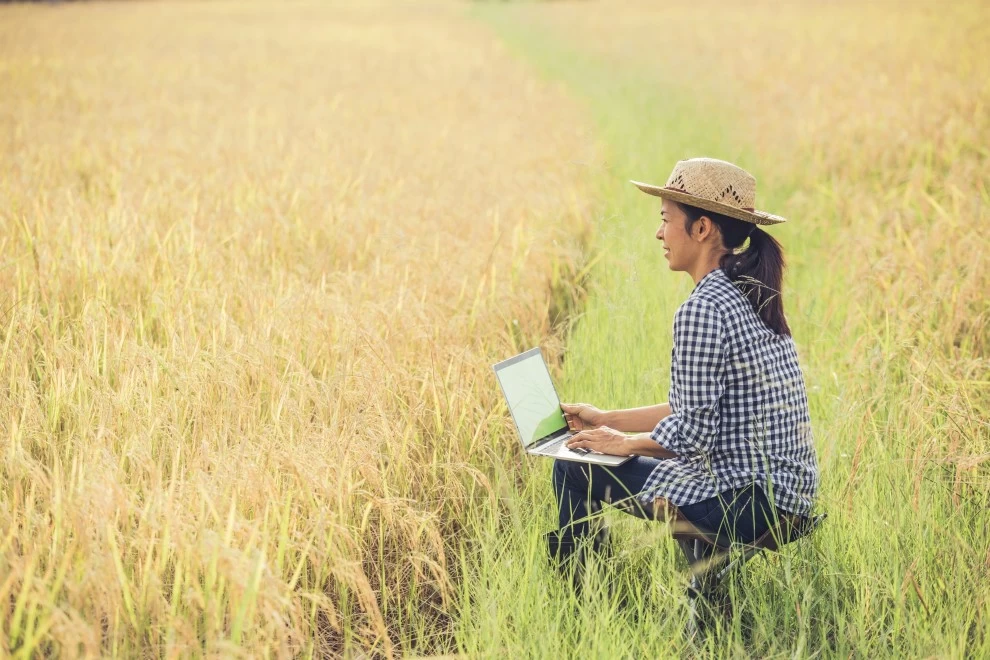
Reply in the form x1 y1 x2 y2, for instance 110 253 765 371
663 268 819 516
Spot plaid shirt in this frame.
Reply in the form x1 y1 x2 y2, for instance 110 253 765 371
639 268 819 516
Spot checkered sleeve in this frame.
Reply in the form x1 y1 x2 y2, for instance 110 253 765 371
650 297 725 459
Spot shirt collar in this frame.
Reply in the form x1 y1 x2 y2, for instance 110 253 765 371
692 267 724 295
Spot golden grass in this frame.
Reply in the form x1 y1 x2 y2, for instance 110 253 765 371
0 0 597 655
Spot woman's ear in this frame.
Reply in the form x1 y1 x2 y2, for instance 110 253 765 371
695 215 716 243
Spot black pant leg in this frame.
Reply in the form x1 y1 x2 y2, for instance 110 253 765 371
552 456 662 537
680 484 779 546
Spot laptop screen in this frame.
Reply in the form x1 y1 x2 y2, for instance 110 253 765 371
493 348 567 447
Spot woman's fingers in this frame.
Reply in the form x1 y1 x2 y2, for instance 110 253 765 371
568 428 627 456
562 403 594 431
566 430 598 449
563 408 584 431
561 404 573 428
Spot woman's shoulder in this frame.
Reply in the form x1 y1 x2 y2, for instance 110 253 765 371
676 289 723 322
679 270 742 317
673 288 729 343
685 269 790 343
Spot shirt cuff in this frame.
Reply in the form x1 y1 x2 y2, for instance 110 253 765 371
650 415 681 454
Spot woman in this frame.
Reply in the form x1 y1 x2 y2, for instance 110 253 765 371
550 157 819 569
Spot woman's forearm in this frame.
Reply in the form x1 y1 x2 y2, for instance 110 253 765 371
624 433 678 459
603 403 672 433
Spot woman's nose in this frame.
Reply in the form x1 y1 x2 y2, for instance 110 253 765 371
656 225 664 241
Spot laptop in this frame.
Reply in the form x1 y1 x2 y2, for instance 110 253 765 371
492 347 632 466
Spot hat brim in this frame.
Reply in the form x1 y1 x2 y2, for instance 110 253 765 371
629 180 787 226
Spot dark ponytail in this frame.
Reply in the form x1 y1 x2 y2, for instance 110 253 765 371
677 202 791 336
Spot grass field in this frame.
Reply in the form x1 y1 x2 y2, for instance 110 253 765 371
464 1 989 657
2 0 988 657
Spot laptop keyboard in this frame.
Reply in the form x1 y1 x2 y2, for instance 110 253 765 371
535 435 569 454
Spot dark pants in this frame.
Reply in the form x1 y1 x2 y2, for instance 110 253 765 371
552 457 779 548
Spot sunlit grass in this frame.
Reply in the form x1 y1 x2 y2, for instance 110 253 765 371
0 0 597 655
2 0 988 656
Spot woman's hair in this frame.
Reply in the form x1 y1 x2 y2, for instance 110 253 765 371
676 201 791 336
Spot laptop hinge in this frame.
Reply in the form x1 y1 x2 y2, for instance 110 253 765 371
529 429 570 451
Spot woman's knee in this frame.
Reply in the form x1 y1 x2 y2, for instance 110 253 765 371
725 484 777 542
552 458 589 487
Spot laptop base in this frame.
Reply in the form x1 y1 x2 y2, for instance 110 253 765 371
528 438 632 466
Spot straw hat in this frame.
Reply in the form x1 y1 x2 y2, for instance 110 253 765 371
630 157 786 226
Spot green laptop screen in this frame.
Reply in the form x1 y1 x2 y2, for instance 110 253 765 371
495 351 567 447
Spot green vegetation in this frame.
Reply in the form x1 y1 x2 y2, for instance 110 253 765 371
457 2 989 657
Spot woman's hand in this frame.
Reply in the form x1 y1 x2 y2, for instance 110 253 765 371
560 402 606 432
565 426 632 457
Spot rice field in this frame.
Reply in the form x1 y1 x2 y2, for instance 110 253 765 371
2 0 988 657
0 0 596 655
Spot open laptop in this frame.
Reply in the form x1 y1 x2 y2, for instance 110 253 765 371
492 347 632 466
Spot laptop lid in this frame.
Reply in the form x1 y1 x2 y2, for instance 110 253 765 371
492 347 569 449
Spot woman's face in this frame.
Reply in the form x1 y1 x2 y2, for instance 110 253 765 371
656 199 697 271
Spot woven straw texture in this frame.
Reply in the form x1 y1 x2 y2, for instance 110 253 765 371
631 157 787 226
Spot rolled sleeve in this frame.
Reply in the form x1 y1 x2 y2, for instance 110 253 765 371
649 297 725 460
